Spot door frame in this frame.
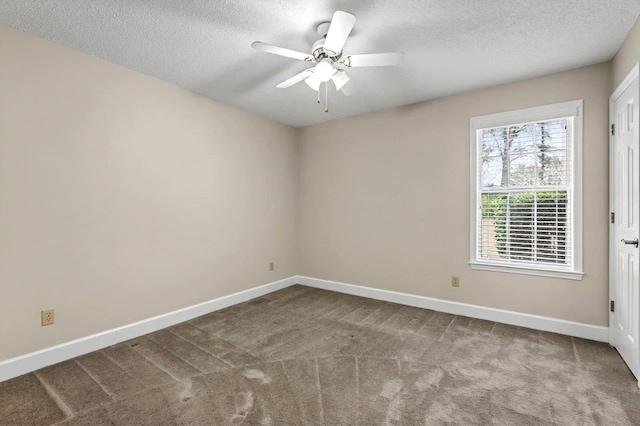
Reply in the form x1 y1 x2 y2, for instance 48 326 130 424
609 62 640 385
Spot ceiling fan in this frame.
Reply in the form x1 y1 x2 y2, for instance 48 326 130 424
251 11 403 112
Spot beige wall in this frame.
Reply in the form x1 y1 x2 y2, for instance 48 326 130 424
297 62 612 327
0 24 297 361
2 16 636 362
613 16 640 89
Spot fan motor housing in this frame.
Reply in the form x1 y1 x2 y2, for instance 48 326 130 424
311 39 325 58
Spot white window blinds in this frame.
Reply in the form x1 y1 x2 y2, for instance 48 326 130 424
470 101 582 279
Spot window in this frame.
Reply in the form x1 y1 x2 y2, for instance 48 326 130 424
470 100 583 280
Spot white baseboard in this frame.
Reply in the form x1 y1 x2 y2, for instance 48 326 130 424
0 276 297 383
0 274 609 383
296 275 609 343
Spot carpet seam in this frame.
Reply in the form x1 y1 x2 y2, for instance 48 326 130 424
313 357 325 425
144 335 213 375
131 340 183 381
101 348 173 387
184 339 235 367
355 355 360 425
188 319 257 356
33 371 74 420
73 359 116 401
165 329 234 369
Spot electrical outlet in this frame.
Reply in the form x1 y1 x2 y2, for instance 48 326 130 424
269 262 274 271
451 276 460 287
41 309 55 326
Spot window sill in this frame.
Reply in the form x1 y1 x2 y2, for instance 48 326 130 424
469 262 584 280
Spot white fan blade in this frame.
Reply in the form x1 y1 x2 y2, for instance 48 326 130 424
323 11 356 56
344 52 404 67
277 69 315 88
305 75 321 91
340 79 356 96
331 71 350 91
252 41 312 61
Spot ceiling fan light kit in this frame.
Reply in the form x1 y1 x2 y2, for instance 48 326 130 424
252 10 403 113
314 58 337 82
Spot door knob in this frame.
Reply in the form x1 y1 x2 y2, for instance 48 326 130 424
621 238 639 248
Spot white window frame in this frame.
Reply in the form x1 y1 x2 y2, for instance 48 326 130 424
469 100 584 280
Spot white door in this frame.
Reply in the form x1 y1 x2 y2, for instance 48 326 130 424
610 64 640 382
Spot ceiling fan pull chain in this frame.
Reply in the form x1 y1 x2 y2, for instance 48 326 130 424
324 82 329 113
317 88 320 104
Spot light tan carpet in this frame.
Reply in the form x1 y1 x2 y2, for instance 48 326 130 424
1 284 639 425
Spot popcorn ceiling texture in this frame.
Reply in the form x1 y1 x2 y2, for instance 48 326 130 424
0 0 638 127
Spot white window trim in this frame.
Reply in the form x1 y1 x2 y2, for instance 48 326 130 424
469 100 584 280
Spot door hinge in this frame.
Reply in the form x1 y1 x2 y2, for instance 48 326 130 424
611 123 615 136
611 212 615 223
611 300 615 312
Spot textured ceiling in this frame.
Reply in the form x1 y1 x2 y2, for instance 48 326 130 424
0 1 639 127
